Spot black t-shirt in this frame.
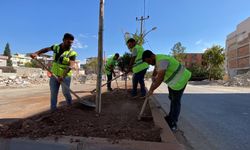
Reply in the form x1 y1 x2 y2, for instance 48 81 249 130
51 44 76 61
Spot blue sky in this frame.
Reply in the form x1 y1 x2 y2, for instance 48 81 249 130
1 0 250 62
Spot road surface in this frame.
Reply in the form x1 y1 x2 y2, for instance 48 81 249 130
0 82 96 121
150 82 250 150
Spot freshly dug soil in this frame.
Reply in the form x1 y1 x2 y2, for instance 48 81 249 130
0 89 161 142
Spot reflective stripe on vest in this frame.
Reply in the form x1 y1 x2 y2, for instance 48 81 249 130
167 65 186 87
133 58 143 67
164 63 182 84
51 44 76 77
156 54 191 90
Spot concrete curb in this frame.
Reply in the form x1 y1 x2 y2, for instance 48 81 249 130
0 136 184 150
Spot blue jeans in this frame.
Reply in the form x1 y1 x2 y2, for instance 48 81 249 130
132 69 147 96
168 85 186 123
49 76 72 110
107 74 112 89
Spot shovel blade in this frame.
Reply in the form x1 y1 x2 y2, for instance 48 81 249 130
78 100 96 108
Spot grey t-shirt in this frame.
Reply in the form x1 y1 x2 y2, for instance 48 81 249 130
156 60 169 71
132 48 137 57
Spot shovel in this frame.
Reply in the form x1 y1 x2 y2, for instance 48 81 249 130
32 58 96 108
74 73 125 94
138 96 153 121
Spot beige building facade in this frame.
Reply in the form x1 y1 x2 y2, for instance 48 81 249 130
226 17 250 77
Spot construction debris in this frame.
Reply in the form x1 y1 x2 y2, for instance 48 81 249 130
224 71 250 87
0 75 48 88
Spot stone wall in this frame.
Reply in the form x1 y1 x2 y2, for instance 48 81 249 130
14 67 46 78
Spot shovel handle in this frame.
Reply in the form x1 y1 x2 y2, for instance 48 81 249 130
33 58 82 101
138 96 150 120
91 73 125 92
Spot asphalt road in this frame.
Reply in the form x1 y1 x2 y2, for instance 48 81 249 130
152 83 250 150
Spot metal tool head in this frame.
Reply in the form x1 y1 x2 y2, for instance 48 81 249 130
78 100 96 108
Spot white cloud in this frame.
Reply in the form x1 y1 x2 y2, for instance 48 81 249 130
195 39 202 45
194 39 214 51
91 35 98 39
79 33 97 39
79 33 88 38
72 39 88 49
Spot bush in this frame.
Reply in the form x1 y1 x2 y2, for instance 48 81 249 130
188 65 208 81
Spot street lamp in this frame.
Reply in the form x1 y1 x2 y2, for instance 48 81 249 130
143 27 157 38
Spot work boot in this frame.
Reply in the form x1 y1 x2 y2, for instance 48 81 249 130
164 115 177 131
170 122 178 131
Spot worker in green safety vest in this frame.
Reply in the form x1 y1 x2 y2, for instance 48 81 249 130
30 33 77 111
105 53 119 91
126 38 149 98
142 50 191 131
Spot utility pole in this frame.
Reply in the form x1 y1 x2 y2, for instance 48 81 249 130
136 16 149 38
96 0 104 113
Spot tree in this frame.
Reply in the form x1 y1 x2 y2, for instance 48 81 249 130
84 58 104 74
203 45 225 80
24 60 42 68
117 52 132 72
3 43 12 66
170 42 186 62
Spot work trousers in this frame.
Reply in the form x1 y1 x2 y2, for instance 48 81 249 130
107 74 113 90
167 84 186 123
132 68 147 96
49 76 72 110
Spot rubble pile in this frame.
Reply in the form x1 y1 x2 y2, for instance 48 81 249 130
86 74 97 80
224 71 250 87
0 75 49 88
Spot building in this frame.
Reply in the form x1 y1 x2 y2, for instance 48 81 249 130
85 57 97 64
226 17 250 77
11 53 53 67
0 55 8 66
181 53 203 68
11 54 31 67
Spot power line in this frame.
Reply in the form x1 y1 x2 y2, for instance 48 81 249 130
145 38 153 50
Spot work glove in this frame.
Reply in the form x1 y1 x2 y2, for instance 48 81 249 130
30 53 38 59
151 76 156 82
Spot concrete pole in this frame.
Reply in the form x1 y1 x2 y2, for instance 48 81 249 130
95 0 104 113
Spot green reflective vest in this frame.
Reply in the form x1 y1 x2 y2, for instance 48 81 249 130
51 44 77 77
132 45 149 73
156 54 191 90
105 56 117 75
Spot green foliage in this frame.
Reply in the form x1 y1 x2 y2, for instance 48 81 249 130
24 59 44 68
124 31 144 46
187 64 208 80
170 42 186 62
24 62 34 68
117 52 132 72
84 58 104 74
3 43 12 66
203 45 225 80
132 32 144 46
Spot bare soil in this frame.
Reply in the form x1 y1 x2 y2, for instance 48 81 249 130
0 88 161 142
